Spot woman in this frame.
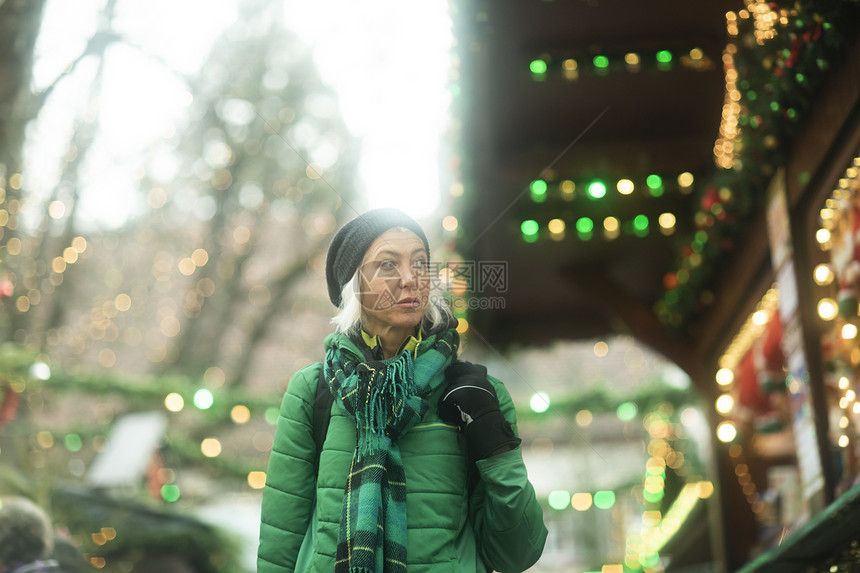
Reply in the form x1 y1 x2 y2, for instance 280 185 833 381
0 497 63 573
258 208 547 573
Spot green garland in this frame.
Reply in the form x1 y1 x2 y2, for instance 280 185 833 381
657 1 860 332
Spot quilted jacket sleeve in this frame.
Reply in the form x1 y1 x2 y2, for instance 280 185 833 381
257 364 320 573
469 376 548 573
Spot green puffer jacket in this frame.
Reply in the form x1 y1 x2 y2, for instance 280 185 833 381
257 341 547 573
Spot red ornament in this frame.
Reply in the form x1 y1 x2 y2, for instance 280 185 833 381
663 273 679 290
0 387 20 428
0 280 13 299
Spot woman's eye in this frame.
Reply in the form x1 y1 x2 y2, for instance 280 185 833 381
380 260 397 270
413 259 428 272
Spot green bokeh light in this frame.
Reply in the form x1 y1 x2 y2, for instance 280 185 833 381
64 433 82 452
586 180 606 199
161 484 181 503
522 220 539 243
530 180 547 203
656 50 672 63
576 218 594 234
617 401 638 421
593 55 609 69
530 59 548 74
547 490 571 510
593 490 616 509
193 388 214 409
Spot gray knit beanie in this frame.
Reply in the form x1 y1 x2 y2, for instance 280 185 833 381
326 208 430 307
0 497 54 565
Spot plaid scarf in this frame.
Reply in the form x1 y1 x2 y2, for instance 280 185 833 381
323 328 459 573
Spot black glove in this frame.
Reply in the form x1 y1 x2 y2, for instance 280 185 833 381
438 360 521 460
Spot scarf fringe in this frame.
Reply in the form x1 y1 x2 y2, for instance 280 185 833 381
357 352 414 460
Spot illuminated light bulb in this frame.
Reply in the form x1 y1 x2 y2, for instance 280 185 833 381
656 50 673 64
697 481 714 498
838 434 849 448
521 220 539 243
442 216 458 232
817 298 838 321
560 180 575 199
547 490 571 510
646 174 663 190
624 52 640 66
847 389 856 401
752 310 768 326
562 58 578 71
715 393 734 414
548 218 566 234
529 393 550 413
593 490 615 509
677 172 694 187
816 228 831 245
529 59 548 74
576 217 594 234
161 484 181 502
617 179 634 194
820 207 835 220
839 376 850 389
530 179 547 203
813 264 834 285
689 48 704 60
587 180 607 199
248 471 267 489
843 323 858 340
165 393 185 412
593 55 610 69
840 416 850 429
603 217 619 232
456 318 469 334
715 368 735 387
633 214 649 236
854 402 860 414
576 409 593 426
658 212 676 231
571 492 593 511
231 405 251 424
194 389 214 409
716 421 737 443
617 401 637 421
201 438 222 457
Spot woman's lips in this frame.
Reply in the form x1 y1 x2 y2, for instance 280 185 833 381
396 298 420 307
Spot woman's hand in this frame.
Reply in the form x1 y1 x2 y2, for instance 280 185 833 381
438 361 521 459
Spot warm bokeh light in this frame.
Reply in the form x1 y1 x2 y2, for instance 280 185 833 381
201 438 222 457
248 471 267 489
231 405 251 424
813 263 834 285
716 421 738 443
715 393 734 414
571 492 593 511
817 298 838 321
716 367 734 386
164 393 184 412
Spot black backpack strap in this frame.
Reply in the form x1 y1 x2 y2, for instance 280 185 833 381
313 362 334 475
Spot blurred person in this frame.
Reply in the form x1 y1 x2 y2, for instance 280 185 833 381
258 208 547 573
0 497 63 573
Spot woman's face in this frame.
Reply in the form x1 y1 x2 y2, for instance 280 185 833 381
358 228 430 333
